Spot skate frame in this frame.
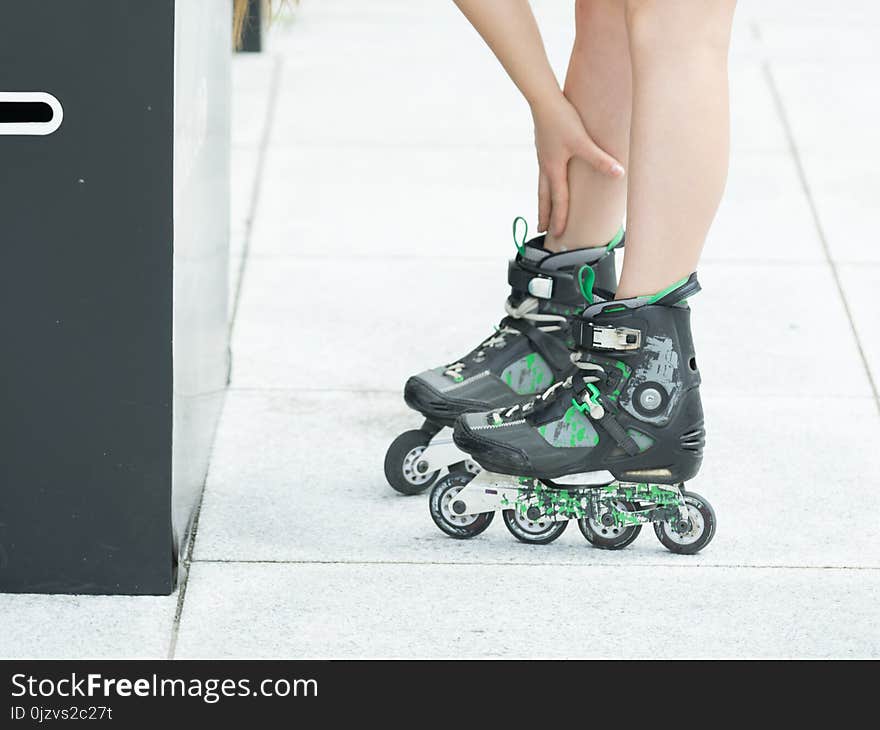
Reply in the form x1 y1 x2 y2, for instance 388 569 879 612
450 469 690 527
418 427 477 475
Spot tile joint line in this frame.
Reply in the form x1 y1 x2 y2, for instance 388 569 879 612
756 22 880 417
229 54 285 336
168 54 286 659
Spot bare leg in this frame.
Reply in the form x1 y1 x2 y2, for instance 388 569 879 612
617 0 736 298
545 0 632 253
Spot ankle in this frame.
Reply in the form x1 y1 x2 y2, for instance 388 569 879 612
545 224 624 254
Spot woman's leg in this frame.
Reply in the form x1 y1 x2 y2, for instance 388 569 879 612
545 0 632 252
617 0 736 298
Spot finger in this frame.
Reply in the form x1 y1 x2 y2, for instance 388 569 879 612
576 139 625 178
549 171 570 238
538 172 551 233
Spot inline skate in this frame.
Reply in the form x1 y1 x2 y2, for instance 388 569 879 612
385 218 624 494
429 273 716 554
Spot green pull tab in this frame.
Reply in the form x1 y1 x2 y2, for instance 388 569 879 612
577 264 596 304
512 216 528 256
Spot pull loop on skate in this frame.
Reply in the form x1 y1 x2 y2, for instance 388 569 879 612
577 264 596 304
512 216 528 256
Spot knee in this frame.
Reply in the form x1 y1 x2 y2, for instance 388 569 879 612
625 0 735 61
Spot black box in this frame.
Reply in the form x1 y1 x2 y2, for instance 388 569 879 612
0 0 230 594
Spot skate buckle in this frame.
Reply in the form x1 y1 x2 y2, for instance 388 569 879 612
572 384 605 420
591 325 641 351
527 276 554 299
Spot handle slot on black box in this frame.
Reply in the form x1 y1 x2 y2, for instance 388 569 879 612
0 92 63 135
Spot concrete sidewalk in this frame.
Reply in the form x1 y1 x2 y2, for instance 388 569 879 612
3 0 879 658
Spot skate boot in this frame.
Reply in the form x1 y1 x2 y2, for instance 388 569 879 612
385 217 624 495
429 273 716 554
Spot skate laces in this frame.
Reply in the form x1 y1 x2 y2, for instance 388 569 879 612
443 297 567 381
489 351 606 423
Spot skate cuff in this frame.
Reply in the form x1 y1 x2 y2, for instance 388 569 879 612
573 323 642 352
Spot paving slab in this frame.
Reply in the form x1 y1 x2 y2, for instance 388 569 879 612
174 562 880 658
231 54 277 148
247 147 819 264
0 594 176 659
229 257 870 397
768 63 880 158
838 264 880 391
792 151 880 265
193 388 880 568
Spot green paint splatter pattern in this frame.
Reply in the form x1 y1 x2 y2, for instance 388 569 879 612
499 479 686 528
538 405 599 448
500 352 553 395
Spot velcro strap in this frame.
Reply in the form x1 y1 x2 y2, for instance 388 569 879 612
573 322 642 351
596 412 641 456
503 318 573 375
507 260 580 303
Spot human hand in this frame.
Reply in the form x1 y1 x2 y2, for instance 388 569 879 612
532 93 625 236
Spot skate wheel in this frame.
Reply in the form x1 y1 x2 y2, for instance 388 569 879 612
384 429 440 495
654 490 716 555
429 472 494 539
578 500 642 550
502 509 568 545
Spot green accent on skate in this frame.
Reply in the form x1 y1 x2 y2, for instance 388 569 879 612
648 276 690 304
626 429 655 452
577 264 596 304
500 352 553 395
502 479 689 530
606 226 625 251
513 480 591 520
543 300 584 318
571 384 600 415
570 384 602 417
603 304 627 313
607 361 632 402
512 216 528 255
536 405 598 448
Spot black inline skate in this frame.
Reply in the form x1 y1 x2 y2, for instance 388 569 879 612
385 218 624 495
429 273 716 554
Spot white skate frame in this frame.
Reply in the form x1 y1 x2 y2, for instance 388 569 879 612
418 427 472 474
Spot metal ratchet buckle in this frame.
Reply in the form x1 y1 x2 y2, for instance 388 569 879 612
592 325 641 351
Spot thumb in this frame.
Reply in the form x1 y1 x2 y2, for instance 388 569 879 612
575 137 625 179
